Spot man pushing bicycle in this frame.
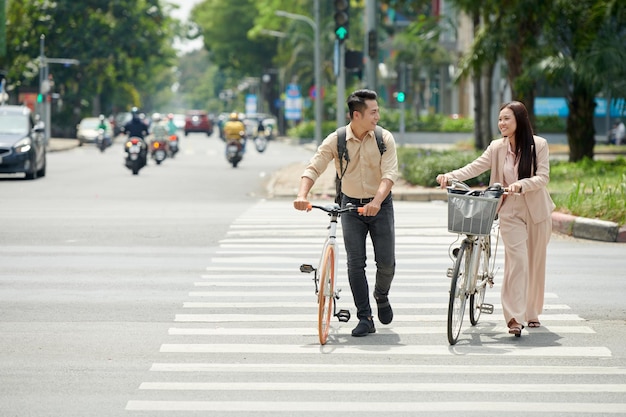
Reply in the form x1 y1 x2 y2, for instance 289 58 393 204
293 89 399 337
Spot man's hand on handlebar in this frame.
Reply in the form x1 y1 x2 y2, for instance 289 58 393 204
293 196 310 211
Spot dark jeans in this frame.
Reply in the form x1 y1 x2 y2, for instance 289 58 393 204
341 194 396 320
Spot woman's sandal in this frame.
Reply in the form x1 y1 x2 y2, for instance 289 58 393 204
507 319 524 337
528 321 541 328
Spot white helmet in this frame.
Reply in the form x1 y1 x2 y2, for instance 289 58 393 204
152 113 162 122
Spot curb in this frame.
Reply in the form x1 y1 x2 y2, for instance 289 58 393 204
551 211 626 243
47 138 80 152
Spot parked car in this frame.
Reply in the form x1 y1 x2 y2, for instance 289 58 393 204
0 105 47 180
76 117 109 146
184 110 213 136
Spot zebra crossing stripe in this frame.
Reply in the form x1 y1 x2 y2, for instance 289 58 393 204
167 325 594 336
159 343 612 357
173 313 583 322
149 362 626 375
126 400 626 413
138 381 626 393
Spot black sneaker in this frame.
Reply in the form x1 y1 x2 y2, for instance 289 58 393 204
374 291 393 325
351 318 376 337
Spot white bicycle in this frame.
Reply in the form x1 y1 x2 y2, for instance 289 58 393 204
445 180 506 345
299 203 362 345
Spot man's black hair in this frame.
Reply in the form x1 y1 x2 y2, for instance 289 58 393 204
347 89 378 119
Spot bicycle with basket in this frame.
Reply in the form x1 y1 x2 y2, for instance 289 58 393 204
445 179 505 345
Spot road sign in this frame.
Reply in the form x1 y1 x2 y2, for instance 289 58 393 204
285 84 302 121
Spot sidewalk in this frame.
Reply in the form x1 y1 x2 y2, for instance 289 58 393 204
48 138 625 243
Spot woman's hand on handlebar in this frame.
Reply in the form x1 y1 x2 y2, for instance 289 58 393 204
436 174 450 189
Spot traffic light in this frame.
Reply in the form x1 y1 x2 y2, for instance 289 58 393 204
367 30 377 59
37 93 44 103
396 91 406 103
334 0 349 42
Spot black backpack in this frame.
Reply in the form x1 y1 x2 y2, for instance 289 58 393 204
335 125 385 204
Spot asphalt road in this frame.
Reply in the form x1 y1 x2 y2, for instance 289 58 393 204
1 132 625 416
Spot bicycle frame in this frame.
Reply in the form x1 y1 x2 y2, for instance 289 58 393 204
299 203 361 345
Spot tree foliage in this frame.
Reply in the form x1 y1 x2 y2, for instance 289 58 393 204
1 0 178 130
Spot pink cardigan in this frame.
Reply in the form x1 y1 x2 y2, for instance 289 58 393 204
447 136 555 224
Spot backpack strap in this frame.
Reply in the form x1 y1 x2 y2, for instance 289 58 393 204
336 126 348 180
374 125 386 154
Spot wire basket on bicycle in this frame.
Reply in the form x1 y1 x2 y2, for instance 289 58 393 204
447 183 504 236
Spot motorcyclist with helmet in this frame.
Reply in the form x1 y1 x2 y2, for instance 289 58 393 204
122 107 149 165
223 112 246 151
166 113 177 136
97 114 112 148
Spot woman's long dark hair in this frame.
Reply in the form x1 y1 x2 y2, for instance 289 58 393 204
501 101 537 179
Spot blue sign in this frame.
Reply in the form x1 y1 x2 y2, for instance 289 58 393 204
535 97 626 117
285 84 302 121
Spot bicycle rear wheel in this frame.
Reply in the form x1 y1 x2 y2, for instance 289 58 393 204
470 236 490 325
317 245 335 345
448 240 470 345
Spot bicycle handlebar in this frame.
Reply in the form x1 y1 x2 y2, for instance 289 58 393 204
447 179 519 196
307 203 365 214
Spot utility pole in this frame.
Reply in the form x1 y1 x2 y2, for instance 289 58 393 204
333 0 350 126
0 0 6 58
364 0 377 90
275 3 322 145
336 41 346 127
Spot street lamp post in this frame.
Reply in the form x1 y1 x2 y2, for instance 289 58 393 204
275 1 322 145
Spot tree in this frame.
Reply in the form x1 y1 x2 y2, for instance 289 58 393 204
1 0 177 131
539 0 626 161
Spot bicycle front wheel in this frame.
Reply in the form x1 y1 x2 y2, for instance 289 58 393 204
470 236 490 325
447 240 470 345
317 245 335 345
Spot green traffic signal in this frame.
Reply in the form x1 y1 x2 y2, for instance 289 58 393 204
37 94 43 103
397 91 406 103
335 26 348 40
334 0 349 42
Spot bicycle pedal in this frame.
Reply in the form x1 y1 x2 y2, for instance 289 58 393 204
336 309 351 322
446 267 454 278
300 264 315 274
480 303 494 314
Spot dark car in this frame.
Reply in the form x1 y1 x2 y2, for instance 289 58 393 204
184 110 213 136
113 112 132 136
0 105 46 179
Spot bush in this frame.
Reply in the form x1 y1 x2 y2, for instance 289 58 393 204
287 120 338 141
397 147 490 187
535 115 566 133
287 112 474 139
380 111 474 133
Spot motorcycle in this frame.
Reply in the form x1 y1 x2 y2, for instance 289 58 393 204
124 136 147 175
254 129 269 153
96 128 111 152
150 136 169 165
168 134 179 158
225 137 244 168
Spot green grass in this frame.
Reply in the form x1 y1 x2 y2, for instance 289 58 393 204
398 147 626 225
550 158 626 225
